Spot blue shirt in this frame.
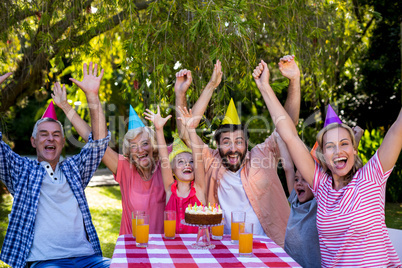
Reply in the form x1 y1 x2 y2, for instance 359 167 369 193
0 131 110 268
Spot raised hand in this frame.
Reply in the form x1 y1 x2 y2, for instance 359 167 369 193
174 69 192 95
208 59 223 88
252 60 270 89
51 82 68 109
69 62 104 97
177 106 197 130
144 106 172 131
352 125 364 144
0 72 12 85
278 55 300 80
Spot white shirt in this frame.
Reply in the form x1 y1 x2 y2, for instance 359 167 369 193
217 168 265 235
27 161 94 261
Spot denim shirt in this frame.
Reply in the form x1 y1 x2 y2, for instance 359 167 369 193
0 131 110 268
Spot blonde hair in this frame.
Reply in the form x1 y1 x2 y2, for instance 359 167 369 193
316 123 363 186
122 127 158 163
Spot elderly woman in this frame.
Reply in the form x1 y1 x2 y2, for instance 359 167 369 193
53 81 166 235
252 60 402 267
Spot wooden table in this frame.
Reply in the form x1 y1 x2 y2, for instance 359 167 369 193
111 234 301 267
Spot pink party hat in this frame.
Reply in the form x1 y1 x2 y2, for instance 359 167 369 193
311 104 342 161
42 101 58 120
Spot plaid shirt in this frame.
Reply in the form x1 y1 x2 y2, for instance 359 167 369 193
0 131 110 268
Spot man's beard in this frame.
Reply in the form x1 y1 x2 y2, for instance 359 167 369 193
219 148 246 172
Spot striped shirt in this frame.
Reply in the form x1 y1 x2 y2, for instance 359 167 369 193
312 152 402 267
0 131 110 268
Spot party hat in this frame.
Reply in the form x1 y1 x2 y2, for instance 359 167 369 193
324 104 342 127
221 98 241 125
42 101 58 120
169 133 192 163
310 104 342 161
128 105 145 130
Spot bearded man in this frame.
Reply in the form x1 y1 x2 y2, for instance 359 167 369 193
174 56 300 247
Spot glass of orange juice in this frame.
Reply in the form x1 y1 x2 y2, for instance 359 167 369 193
238 222 253 257
211 210 224 240
136 214 149 247
132 210 145 239
164 210 176 239
231 211 246 244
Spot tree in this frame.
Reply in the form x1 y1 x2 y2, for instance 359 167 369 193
0 0 151 114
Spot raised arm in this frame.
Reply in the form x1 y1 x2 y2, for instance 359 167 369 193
278 55 301 125
273 131 296 193
177 106 206 204
144 106 174 201
175 61 222 146
52 82 92 141
52 80 118 174
253 60 315 186
378 108 402 172
175 69 193 144
66 62 119 174
69 62 106 140
0 72 12 85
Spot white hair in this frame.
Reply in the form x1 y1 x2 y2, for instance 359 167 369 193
122 127 157 160
32 118 64 138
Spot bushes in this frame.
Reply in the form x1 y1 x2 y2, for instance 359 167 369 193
358 128 402 202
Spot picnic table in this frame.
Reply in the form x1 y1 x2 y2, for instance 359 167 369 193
111 234 301 267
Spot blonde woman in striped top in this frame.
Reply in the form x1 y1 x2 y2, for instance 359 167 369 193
252 59 402 267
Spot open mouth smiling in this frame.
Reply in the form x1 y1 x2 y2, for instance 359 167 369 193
182 167 193 174
137 153 149 160
227 154 240 164
45 145 56 151
333 157 347 169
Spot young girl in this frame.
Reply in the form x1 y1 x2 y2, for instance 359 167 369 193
253 59 402 267
145 106 206 234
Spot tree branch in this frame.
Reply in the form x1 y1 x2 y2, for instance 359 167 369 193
335 15 376 83
0 6 37 35
52 1 153 57
0 0 154 114
48 0 95 42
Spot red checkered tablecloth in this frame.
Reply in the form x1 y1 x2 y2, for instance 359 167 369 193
111 234 301 268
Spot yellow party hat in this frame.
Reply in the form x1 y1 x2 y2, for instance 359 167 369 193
222 98 241 125
169 133 192 162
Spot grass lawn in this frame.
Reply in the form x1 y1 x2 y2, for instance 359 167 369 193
0 186 401 267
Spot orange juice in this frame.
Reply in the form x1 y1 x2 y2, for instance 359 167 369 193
231 222 240 241
212 224 224 236
239 233 253 254
164 220 176 238
132 218 136 238
136 224 149 244
132 218 144 238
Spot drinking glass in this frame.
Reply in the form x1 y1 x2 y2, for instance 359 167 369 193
211 210 224 240
164 210 176 239
136 214 150 247
131 210 145 239
239 222 254 257
231 211 246 244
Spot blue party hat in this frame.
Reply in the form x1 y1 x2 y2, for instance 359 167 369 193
128 105 145 130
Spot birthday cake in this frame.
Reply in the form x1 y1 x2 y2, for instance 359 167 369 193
185 204 223 225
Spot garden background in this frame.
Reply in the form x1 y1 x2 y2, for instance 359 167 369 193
0 0 401 264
